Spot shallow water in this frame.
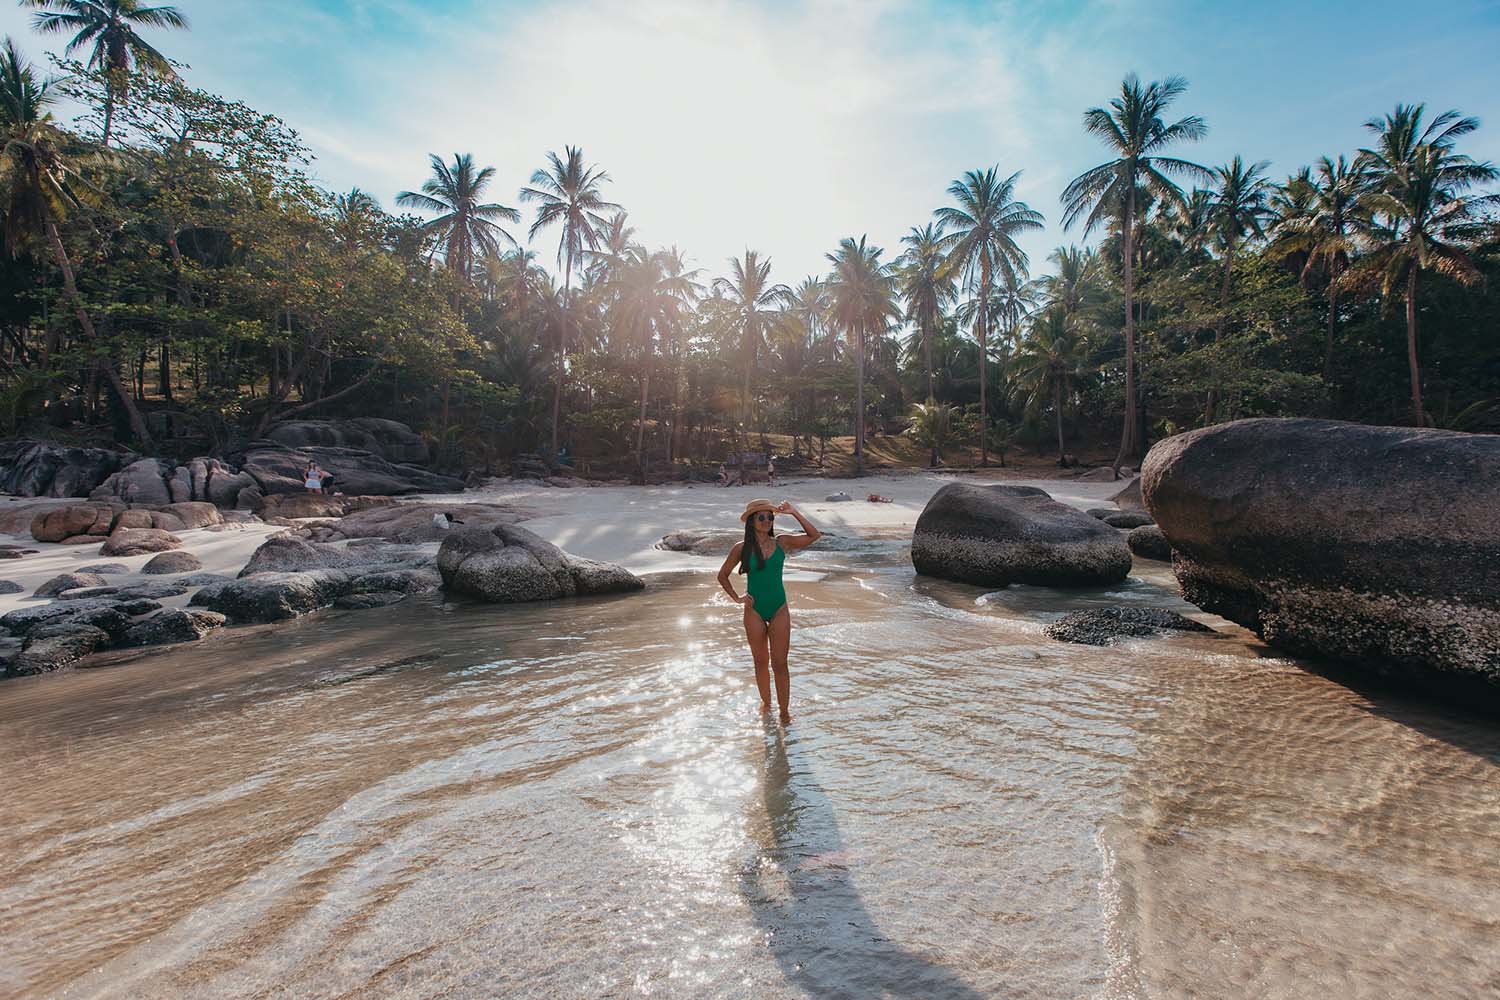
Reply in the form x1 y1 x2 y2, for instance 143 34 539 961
1 537 1497 999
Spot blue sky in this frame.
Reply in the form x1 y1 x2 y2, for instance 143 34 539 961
3 0 1497 283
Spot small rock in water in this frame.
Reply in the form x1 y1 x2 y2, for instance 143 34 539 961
825 492 853 502
1044 607 1213 646
0 580 22 595
1086 508 1115 520
1104 511 1155 529
1127 525 1172 561
334 591 407 610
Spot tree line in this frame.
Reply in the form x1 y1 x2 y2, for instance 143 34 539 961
2 1 1496 481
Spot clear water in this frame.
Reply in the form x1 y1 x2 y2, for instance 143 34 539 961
1 538 1497 999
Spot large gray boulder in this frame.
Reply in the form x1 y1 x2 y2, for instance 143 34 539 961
1 598 131 639
437 524 644 603
264 418 429 464
910 483 1132 587
0 440 127 497
1142 418 1500 696
237 535 431 577
89 457 174 506
120 609 226 648
190 569 353 623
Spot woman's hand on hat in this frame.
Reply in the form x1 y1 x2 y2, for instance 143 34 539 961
775 500 796 514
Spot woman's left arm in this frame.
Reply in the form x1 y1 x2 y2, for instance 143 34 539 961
776 501 821 552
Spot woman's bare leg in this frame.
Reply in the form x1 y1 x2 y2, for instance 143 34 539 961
768 607 791 723
743 607 772 713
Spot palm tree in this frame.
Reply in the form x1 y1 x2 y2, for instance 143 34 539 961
1346 105 1498 426
1011 306 1091 463
396 153 518 280
25 0 187 147
0 37 152 445
1061 74 1209 472
520 146 619 463
657 245 702 464
825 235 899 475
1202 156 1271 422
897 222 953 412
1274 156 1363 377
712 250 787 468
935 167 1042 466
1038 245 1105 320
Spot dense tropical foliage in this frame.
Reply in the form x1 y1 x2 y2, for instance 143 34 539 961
1 20 1496 481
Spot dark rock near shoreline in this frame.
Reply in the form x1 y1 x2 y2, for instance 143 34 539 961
1103 511 1155 529
911 483 1131 588
115 598 162 616
9 623 111 675
77 563 129 575
1142 417 1500 694
1085 508 1115 520
141 551 204 574
190 569 353 623
438 524 644 603
334 502 518 543
1127 525 1172 561
334 591 407 610
120 609 226 648
58 581 187 601
1045 607 1213 646
0 580 22 594
2 598 131 640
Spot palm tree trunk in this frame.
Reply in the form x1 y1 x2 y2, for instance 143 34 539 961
1113 188 1137 476
854 323 865 476
924 317 938 466
44 214 154 449
1322 268 1340 381
102 80 116 149
551 253 572 466
978 265 991 468
1406 264 1424 427
635 332 652 482
1206 235 1236 424
1055 374 1066 462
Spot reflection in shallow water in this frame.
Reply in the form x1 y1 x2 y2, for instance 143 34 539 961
0 552 1496 999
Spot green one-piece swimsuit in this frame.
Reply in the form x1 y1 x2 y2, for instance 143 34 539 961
746 540 787 622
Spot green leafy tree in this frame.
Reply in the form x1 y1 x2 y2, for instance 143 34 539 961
396 153 518 280
936 167 1042 466
1012 306 1091 462
1061 74 1209 470
825 235 899 475
712 250 787 465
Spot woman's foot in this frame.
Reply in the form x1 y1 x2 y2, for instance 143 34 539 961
759 702 772 716
779 711 792 726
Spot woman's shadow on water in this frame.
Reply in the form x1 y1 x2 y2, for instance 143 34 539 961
738 727 985 1000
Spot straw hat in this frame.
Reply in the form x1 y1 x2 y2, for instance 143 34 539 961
739 498 776 522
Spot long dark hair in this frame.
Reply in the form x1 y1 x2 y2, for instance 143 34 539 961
739 518 775 575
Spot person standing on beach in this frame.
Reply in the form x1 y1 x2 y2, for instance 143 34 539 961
717 499 821 724
303 461 324 494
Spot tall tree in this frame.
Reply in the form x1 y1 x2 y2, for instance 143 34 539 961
1347 105 1497 426
1012 306 1090 463
396 153 518 280
520 146 619 464
0 36 153 445
1203 155 1271 420
898 222 953 422
825 235 899 476
25 0 186 147
1061 74 1209 473
712 250 786 468
935 167 1042 466
1274 156 1363 377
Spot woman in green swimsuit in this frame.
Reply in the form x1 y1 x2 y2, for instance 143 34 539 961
717 498 821 725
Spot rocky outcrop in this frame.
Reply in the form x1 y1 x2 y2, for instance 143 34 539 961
114 508 187 532
1044 607 1213 646
256 493 395 521
100 528 182 557
190 569 355 623
1142 418 1500 696
2 598 132 640
141 551 203 574
334 502 518 543
437 524 644 603
264 418 429 464
90 457 175 506
910 483 1132 588
56 581 187 601
230 443 463 498
0 440 127 498
120 609 226 648
33 572 108 597
9 623 112 676
1127 525 1172 562
30 502 121 542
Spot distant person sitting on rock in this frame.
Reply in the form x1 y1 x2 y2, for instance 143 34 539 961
767 457 777 487
867 493 893 503
303 461 324 494
716 462 731 487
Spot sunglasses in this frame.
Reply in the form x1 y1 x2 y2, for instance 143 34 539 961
753 512 775 522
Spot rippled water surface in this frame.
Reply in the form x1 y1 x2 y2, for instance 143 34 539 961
2 537 1498 999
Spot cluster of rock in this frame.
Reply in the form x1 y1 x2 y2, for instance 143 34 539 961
0 419 463 507
1142 418 1500 700
2 588 227 677
438 524 644 602
27 500 225 555
911 483 1131 587
1044 607 1212 646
